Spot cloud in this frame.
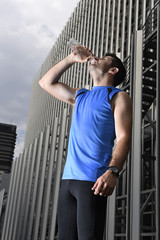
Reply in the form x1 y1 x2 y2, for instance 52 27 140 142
0 0 79 158
14 121 26 159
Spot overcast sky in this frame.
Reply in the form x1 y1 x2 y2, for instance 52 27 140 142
0 0 80 158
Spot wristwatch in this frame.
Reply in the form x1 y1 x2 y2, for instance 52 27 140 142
108 166 119 177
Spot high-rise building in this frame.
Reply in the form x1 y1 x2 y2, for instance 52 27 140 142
0 123 17 173
1 1 160 240
0 123 17 238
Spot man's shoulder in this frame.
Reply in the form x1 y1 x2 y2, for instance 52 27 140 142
114 90 131 100
75 88 89 99
111 91 132 111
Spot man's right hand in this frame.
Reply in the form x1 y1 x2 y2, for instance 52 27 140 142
69 47 94 63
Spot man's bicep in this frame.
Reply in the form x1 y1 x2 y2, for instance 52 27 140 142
114 92 132 140
42 82 79 105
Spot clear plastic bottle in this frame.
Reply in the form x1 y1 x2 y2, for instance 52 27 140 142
67 38 95 62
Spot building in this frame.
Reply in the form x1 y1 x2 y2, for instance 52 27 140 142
0 123 17 238
1 1 160 240
0 123 17 173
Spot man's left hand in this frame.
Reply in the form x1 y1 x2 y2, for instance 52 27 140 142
91 170 117 196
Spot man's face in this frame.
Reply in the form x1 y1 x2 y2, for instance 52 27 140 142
88 56 113 76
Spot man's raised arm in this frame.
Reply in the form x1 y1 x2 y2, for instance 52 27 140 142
39 52 91 105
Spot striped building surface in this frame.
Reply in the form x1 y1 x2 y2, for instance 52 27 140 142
0 123 17 173
1 1 160 239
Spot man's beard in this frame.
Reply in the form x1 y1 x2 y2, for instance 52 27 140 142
89 64 110 78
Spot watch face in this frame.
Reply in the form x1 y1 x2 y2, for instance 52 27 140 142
112 166 119 173
109 166 119 176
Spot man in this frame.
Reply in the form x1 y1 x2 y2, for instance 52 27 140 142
39 48 132 240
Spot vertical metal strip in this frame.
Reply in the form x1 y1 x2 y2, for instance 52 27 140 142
0 189 5 216
32 125 50 240
150 0 154 10
48 108 68 240
126 35 134 240
82 0 89 87
121 0 126 61
12 149 27 240
105 190 116 240
80 0 85 45
105 0 111 52
110 0 115 52
77 1 84 88
130 30 143 240
127 0 133 56
89 0 95 89
85 0 91 47
100 0 106 57
4 160 18 240
142 0 146 26
1 161 16 240
40 119 58 240
74 6 79 43
135 0 139 31
92 0 98 55
156 4 160 239
75 1 82 88
89 0 95 51
21 139 38 240
16 144 32 240
115 0 121 53
85 1 92 86
88 0 95 89
68 12 75 89
26 132 44 240
7 154 23 240
85 0 91 49
126 153 132 240
96 0 102 56
74 4 82 89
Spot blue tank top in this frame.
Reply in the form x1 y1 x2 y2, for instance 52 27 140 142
62 86 122 182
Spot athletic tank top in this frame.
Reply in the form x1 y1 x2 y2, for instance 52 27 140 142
62 86 122 182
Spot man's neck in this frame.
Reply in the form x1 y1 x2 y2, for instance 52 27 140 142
93 78 114 87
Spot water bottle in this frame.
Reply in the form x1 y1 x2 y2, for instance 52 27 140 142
67 38 95 62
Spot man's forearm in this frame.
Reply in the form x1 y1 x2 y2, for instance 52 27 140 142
39 54 74 87
109 136 131 172
38 52 92 104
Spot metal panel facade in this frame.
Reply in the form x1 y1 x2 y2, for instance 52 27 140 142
1 1 159 239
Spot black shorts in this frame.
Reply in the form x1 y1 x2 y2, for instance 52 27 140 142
57 179 107 240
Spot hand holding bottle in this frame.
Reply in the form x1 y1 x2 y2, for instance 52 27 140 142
67 38 96 63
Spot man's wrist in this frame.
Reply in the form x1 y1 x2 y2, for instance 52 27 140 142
107 166 119 177
66 53 76 65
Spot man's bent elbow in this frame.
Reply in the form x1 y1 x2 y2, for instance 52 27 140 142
39 79 48 90
39 79 44 88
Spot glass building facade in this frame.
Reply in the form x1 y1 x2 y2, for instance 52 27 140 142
1 1 160 239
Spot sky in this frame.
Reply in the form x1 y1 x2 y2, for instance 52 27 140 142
0 0 80 158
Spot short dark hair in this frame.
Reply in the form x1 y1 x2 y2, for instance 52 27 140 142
104 53 126 87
